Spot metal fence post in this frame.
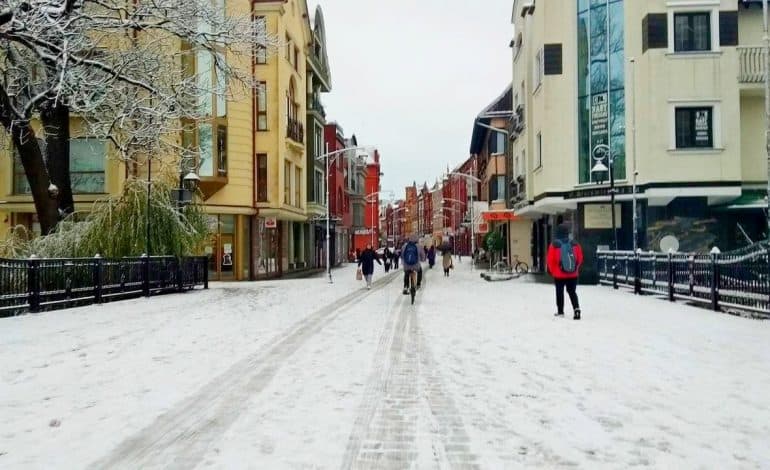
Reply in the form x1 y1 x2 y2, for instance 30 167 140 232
27 255 40 313
142 254 150 298
93 254 103 304
688 255 695 298
634 250 642 295
710 247 721 311
203 257 209 289
612 251 618 290
667 251 675 302
177 257 184 292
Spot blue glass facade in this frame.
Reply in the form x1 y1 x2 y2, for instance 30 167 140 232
577 0 626 183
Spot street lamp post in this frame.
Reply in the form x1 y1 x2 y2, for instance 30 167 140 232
763 0 770 232
364 190 394 249
316 144 374 284
591 144 618 289
447 171 481 270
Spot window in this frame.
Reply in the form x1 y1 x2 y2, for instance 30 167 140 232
256 154 268 202
256 82 268 131
674 12 711 52
254 16 267 64
495 133 506 155
181 44 227 177
286 35 292 64
520 150 525 176
675 107 713 148
489 175 505 202
284 161 291 204
70 139 107 193
295 167 301 207
216 125 227 176
533 48 543 90
294 46 299 72
314 169 325 204
536 132 543 168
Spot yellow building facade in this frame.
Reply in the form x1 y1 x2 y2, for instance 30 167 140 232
1 0 322 282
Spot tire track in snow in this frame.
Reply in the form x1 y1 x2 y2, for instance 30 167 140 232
341 270 480 469
87 271 400 470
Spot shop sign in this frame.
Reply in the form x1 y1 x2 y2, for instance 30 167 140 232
482 211 518 222
354 228 372 235
265 217 277 229
478 223 489 234
591 92 609 144
584 204 622 230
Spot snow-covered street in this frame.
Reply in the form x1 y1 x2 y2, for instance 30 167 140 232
2 261 770 469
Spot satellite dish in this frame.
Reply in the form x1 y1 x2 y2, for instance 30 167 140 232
659 235 680 253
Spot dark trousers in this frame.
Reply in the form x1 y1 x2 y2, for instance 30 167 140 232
555 278 580 313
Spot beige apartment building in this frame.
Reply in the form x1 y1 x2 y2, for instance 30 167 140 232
509 0 768 281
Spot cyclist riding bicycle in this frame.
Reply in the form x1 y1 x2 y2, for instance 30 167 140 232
401 235 425 296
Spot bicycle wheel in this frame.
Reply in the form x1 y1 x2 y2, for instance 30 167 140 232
515 262 529 274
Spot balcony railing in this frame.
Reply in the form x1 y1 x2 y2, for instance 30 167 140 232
739 46 766 84
287 117 304 142
510 175 526 203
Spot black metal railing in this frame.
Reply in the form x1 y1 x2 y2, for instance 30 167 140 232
1 256 208 317
597 242 770 316
287 117 304 142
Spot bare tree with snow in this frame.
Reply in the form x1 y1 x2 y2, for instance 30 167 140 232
0 0 276 234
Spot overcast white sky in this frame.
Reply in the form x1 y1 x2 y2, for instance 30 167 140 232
315 0 513 199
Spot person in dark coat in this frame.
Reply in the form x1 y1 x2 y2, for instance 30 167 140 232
357 243 382 289
383 247 392 272
427 245 436 269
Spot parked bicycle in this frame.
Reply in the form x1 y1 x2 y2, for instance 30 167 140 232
490 255 529 275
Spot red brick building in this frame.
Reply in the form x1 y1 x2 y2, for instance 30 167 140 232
353 149 382 250
324 123 350 265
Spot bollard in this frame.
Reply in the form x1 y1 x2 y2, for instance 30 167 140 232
142 254 150 298
710 247 721 311
667 250 675 302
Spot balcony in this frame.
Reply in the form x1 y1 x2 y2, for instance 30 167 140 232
508 105 525 141
738 46 766 84
287 118 304 143
510 175 526 204
308 97 326 118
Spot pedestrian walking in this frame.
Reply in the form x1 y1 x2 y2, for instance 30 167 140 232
442 248 453 277
547 223 584 320
358 243 382 290
393 248 400 269
427 245 436 269
383 247 392 272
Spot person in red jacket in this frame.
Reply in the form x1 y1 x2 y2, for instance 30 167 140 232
547 223 584 320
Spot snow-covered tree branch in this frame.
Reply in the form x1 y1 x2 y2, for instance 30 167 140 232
0 0 279 234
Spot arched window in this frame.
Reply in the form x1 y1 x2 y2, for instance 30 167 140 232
287 78 298 121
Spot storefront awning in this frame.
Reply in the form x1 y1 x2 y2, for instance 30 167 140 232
482 210 519 222
714 191 768 211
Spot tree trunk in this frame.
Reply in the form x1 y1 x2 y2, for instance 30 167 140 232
11 123 59 235
41 103 74 217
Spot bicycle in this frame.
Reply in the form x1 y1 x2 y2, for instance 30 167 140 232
491 255 529 275
403 268 418 304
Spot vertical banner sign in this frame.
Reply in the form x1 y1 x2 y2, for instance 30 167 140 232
591 93 609 150
577 0 625 184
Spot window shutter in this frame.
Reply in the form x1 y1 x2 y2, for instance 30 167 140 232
543 44 562 75
719 11 738 46
643 14 668 52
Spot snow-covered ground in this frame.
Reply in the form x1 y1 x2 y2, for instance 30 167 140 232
1 260 769 469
